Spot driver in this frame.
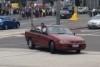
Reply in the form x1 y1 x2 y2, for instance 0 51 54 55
40 23 47 34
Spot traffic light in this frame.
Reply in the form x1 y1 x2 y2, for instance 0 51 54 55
75 0 81 6
21 0 26 5
50 0 54 6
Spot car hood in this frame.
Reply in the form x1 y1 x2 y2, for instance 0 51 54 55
50 34 84 42
89 19 100 23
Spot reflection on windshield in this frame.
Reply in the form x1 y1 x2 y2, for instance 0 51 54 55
48 26 73 35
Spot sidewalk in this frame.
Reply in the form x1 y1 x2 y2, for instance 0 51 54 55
0 48 100 67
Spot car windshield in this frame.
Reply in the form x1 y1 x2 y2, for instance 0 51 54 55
92 15 100 19
60 10 69 14
48 26 73 35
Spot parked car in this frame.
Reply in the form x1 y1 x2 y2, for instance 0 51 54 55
0 16 20 30
78 7 88 14
25 25 86 54
60 9 71 19
88 14 100 29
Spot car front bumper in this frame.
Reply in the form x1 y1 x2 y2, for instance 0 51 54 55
88 24 100 28
60 14 71 19
55 43 86 51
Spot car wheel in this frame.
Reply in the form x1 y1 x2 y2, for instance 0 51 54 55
4 25 8 30
76 50 81 54
88 27 92 29
49 41 56 54
16 24 20 28
27 38 35 49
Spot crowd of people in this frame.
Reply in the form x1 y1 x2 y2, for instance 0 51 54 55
20 7 56 19
0 6 56 19
0 8 20 15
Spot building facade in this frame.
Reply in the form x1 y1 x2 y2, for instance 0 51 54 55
80 0 100 9
86 0 100 9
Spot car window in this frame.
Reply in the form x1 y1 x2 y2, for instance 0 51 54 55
31 26 41 34
0 19 3 23
60 10 69 14
64 28 73 35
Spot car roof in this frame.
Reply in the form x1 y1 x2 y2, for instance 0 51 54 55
0 16 9 19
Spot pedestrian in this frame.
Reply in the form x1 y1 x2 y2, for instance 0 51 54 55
39 8 42 17
42 9 46 17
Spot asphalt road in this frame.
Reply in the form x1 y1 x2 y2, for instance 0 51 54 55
0 15 100 67
0 14 100 52
0 28 100 52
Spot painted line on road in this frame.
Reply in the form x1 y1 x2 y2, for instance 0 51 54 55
77 33 100 36
80 30 99 32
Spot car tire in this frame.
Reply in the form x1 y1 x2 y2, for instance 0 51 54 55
16 24 20 28
49 41 56 54
76 50 81 54
27 38 35 49
4 25 8 30
88 27 92 29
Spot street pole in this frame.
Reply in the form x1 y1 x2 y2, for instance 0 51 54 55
56 0 60 25
30 2 34 30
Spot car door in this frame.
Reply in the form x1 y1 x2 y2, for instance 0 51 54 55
4 17 12 28
9 18 16 28
30 29 44 47
29 30 40 46
38 34 50 47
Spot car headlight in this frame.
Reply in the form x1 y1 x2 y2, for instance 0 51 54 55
80 41 85 44
59 40 69 44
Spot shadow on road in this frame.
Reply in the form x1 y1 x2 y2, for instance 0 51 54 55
35 47 86 55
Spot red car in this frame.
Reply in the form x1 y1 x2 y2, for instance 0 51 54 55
25 25 86 54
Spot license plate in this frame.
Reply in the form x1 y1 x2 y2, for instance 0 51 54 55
72 45 79 47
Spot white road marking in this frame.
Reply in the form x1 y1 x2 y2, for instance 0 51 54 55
77 33 100 36
80 30 99 32
0 29 28 39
